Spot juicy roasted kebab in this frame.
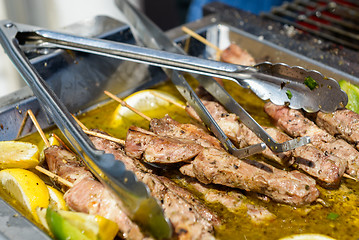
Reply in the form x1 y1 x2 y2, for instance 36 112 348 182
310 109 359 150
186 99 347 188
264 103 359 180
89 130 219 240
124 115 319 206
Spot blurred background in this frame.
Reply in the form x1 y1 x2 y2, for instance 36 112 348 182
0 0 286 98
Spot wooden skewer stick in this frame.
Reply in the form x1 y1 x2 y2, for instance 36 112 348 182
181 26 222 60
316 198 330 207
344 173 357 181
35 165 73 188
72 114 88 130
16 111 28 139
71 114 126 146
50 133 75 154
182 26 222 54
27 110 50 147
27 110 73 188
104 90 152 121
150 91 186 110
83 129 126 145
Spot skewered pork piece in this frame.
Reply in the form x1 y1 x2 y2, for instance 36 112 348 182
186 100 347 188
125 126 202 164
180 147 319 206
149 115 222 149
264 103 359 179
310 109 359 150
44 145 149 240
145 115 320 205
220 43 256 66
89 131 219 240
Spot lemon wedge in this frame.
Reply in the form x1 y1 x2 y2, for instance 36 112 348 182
0 168 49 222
0 141 39 169
279 233 336 240
39 207 119 240
47 185 68 211
112 89 185 128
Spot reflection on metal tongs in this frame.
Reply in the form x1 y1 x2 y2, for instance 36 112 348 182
0 21 172 239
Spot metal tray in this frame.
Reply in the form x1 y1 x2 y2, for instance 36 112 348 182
1 13 358 239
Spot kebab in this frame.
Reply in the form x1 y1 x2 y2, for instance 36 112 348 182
264 102 359 180
185 99 347 188
104 91 320 206
309 109 359 150
89 129 221 239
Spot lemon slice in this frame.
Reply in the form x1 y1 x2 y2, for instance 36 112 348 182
47 186 68 211
42 208 119 240
0 141 39 169
279 233 336 240
0 168 49 222
112 89 185 128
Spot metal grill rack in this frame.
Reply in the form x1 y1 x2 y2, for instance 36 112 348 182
262 0 359 50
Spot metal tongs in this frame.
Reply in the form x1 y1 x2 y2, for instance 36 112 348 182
0 21 172 239
2 21 331 155
16 22 347 114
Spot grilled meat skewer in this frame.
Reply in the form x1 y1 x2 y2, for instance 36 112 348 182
186 100 346 188
44 145 149 240
311 109 359 150
264 103 359 179
125 126 203 164
180 147 319 206
89 130 219 240
140 115 320 205
150 115 222 149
